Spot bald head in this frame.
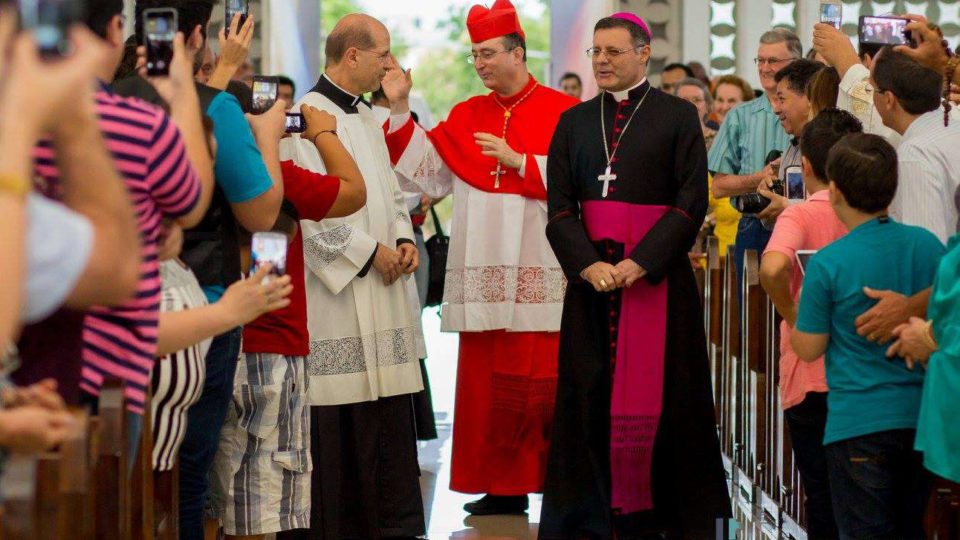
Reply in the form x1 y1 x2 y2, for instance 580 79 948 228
326 14 388 67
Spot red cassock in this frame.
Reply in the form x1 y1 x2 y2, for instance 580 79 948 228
385 77 579 494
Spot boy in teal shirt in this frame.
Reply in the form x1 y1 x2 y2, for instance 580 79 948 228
792 133 945 539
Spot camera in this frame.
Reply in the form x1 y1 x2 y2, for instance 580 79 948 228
733 178 784 214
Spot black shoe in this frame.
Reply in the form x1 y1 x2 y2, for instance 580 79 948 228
463 494 529 515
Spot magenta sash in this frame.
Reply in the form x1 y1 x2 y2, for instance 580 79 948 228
581 201 669 514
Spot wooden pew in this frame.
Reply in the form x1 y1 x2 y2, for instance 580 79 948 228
130 385 156 539
704 236 725 426
0 454 40 539
94 380 129 540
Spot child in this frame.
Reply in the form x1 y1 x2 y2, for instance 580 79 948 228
792 133 946 539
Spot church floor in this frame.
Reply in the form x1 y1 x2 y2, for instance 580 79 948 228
419 418 541 539
418 308 542 539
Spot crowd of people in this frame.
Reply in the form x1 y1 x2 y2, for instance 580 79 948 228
1 0 959 539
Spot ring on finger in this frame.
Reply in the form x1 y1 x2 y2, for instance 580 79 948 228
599 279 608 289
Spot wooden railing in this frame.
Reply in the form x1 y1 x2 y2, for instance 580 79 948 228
0 380 178 539
702 240 960 539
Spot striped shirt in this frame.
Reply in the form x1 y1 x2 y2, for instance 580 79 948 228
33 85 201 413
892 109 960 245
707 94 791 177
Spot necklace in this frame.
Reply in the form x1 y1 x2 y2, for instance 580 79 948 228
489 81 539 188
598 84 652 197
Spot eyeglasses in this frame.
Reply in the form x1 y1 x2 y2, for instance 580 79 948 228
754 57 792 66
586 45 644 59
466 49 513 64
358 49 392 64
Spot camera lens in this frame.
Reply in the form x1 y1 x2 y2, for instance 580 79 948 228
733 192 773 214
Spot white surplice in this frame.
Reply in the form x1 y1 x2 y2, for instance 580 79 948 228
388 116 565 333
283 85 423 406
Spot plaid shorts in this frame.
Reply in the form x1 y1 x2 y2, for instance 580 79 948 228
209 353 311 535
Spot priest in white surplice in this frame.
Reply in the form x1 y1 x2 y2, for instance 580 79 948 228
276 14 425 540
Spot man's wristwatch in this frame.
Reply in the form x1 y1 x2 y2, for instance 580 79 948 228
0 174 29 199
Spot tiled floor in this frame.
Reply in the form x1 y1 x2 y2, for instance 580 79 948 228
418 309 541 539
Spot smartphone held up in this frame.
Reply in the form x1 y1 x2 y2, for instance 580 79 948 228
251 75 279 114
818 0 841 30
143 8 177 77
225 0 249 35
285 113 306 134
250 232 288 282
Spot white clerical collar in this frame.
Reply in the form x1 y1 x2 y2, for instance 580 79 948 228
610 77 648 102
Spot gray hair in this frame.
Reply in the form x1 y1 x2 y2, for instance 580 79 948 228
760 28 802 59
674 77 713 108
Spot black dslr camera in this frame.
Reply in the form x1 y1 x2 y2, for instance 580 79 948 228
732 150 783 214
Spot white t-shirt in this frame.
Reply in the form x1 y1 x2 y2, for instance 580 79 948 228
22 194 93 323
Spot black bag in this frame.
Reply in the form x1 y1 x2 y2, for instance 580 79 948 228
424 206 449 307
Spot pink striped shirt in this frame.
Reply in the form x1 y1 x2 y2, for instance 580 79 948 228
33 86 200 413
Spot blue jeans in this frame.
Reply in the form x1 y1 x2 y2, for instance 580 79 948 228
177 327 242 540
733 216 772 304
825 429 931 539
783 393 837 539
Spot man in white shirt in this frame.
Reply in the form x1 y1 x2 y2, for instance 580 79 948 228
870 48 960 244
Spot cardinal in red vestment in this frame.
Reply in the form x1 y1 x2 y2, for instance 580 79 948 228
380 0 578 516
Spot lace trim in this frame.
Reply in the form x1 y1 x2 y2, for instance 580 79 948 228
444 266 566 305
307 327 418 377
414 145 446 180
303 225 354 273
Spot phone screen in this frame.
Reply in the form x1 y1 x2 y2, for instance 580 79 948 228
225 0 249 35
250 232 288 278
859 16 910 46
819 2 841 30
252 77 279 114
786 167 805 201
20 0 82 57
285 113 306 133
144 9 177 76
796 251 817 276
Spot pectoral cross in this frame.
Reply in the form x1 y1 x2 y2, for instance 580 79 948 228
598 165 617 198
490 163 504 189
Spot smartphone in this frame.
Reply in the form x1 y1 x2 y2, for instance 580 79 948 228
859 15 912 46
251 75 279 114
224 0 248 36
250 232 288 280
796 250 817 276
819 0 841 30
285 113 306 134
785 166 805 202
143 8 177 77
19 0 84 57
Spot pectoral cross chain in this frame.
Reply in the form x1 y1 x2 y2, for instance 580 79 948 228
598 166 617 198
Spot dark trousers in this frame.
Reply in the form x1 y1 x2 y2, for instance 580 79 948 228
278 395 426 540
177 327 242 540
783 392 838 540
826 429 931 540
733 216 772 303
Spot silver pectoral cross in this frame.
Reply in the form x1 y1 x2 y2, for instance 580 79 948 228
598 165 617 198
490 163 504 189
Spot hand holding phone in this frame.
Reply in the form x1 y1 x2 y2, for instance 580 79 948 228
302 105 338 141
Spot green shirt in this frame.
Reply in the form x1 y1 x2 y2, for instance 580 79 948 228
915 234 960 482
707 95 791 176
796 217 945 445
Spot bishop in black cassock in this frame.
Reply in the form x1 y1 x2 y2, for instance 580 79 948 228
540 13 731 539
